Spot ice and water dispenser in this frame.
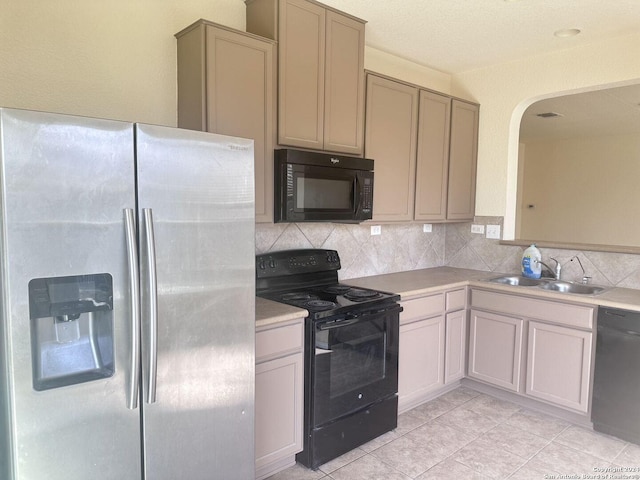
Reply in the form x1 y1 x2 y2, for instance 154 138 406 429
29 273 114 391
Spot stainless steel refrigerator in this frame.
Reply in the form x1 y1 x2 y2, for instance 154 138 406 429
0 108 256 480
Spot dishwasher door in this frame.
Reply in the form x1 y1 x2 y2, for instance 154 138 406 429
592 307 640 443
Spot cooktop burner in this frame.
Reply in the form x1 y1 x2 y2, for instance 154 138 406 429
323 285 352 295
343 288 381 301
282 292 318 302
256 249 400 319
305 299 337 310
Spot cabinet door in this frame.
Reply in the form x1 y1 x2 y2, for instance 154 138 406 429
398 316 445 412
526 321 592 413
415 90 451 221
447 100 479 220
255 353 304 475
176 22 275 223
323 10 365 154
468 309 523 392
445 309 466 384
204 26 275 223
365 74 419 222
278 0 325 150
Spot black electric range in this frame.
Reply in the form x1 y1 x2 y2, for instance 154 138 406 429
256 249 401 469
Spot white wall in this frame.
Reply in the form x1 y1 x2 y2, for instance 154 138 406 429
0 0 246 125
364 46 452 94
0 1 451 128
451 31 640 239
519 134 640 246
4 1 640 243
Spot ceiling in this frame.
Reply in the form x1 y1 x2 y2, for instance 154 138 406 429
519 84 640 140
318 1 640 141
319 0 640 74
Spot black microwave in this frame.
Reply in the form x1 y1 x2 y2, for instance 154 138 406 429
274 149 374 223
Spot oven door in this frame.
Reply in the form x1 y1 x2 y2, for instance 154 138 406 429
311 304 400 427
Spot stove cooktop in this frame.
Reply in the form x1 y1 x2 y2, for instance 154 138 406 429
256 249 400 319
259 283 399 319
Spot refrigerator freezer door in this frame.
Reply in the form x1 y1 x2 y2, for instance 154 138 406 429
135 124 256 480
0 109 141 479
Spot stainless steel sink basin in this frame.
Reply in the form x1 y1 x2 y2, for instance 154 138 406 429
538 281 607 295
488 275 548 287
486 275 608 295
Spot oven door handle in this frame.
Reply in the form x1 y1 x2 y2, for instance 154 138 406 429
318 317 361 330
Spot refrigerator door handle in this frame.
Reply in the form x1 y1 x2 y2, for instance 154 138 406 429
143 208 158 404
124 208 141 410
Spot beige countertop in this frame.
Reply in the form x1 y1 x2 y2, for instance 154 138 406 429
255 296 307 328
256 267 640 327
343 267 491 300
344 266 640 312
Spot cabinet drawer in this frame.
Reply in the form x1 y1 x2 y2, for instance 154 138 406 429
401 293 444 324
446 289 466 312
471 289 594 329
256 320 304 363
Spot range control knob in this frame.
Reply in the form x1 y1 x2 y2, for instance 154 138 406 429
268 258 276 269
326 252 339 264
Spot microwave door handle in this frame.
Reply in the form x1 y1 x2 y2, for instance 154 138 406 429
353 174 361 215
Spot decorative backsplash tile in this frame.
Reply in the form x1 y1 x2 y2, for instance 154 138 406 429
256 217 640 289
256 222 445 280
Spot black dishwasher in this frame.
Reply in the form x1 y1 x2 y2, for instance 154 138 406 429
592 307 640 444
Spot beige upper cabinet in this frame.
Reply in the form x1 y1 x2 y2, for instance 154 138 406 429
175 20 276 223
447 100 479 220
323 10 366 154
415 90 451 221
365 74 419 222
415 94 479 222
365 73 479 222
246 0 366 155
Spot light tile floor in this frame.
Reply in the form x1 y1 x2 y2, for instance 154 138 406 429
266 386 640 479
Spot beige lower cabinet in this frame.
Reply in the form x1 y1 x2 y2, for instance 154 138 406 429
469 288 595 414
399 314 445 411
398 288 467 413
444 308 467 383
255 318 304 480
468 309 524 392
526 321 592 413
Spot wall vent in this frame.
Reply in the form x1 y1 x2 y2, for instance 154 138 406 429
536 112 563 118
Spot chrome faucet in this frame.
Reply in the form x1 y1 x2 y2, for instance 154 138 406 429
536 258 562 280
571 256 591 284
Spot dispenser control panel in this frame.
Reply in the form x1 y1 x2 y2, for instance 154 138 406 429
29 273 113 320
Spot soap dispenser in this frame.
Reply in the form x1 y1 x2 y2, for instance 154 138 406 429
522 244 542 279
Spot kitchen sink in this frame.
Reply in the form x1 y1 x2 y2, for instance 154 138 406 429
538 281 607 295
486 276 607 295
488 275 548 287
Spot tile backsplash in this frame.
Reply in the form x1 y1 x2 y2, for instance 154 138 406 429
256 222 445 280
256 217 640 289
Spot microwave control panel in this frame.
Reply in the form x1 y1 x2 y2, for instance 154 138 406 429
361 176 373 213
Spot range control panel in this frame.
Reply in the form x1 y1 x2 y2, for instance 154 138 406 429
256 249 341 279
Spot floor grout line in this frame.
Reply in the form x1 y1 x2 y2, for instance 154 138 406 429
269 386 640 480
